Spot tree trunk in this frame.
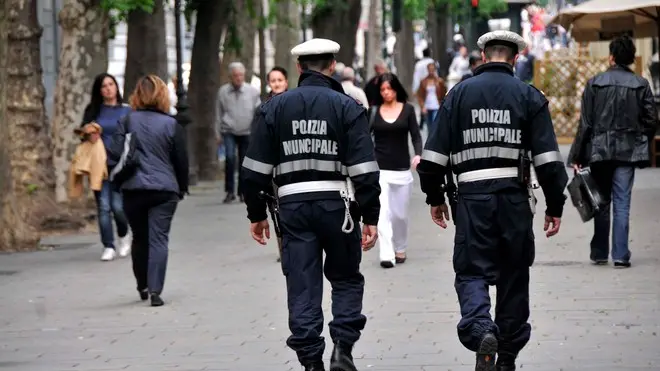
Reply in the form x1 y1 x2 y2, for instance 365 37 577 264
257 0 267 97
123 0 168 98
219 0 258 85
311 0 362 66
0 0 56 251
274 0 300 86
365 0 382 81
189 0 231 181
428 3 450 77
51 0 109 203
393 17 415 97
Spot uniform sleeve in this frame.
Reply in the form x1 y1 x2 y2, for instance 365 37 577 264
343 104 381 226
567 81 594 166
241 105 276 223
417 94 452 206
528 93 568 218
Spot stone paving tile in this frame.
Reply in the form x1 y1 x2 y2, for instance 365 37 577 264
1 146 659 370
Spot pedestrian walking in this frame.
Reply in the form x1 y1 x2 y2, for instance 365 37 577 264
370 73 422 268
81 73 131 261
215 62 262 204
107 75 189 307
241 38 381 371
417 30 568 371
567 35 658 268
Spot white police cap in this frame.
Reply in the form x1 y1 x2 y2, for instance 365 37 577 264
291 38 340 58
477 30 527 53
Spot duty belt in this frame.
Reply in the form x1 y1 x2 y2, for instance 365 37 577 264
457 167 518 183
456 167 540 214
277 180 356 234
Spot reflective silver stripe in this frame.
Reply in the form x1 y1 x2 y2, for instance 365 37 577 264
347 161 379 177
242 157 273 175
457 167 518 183
451 146 519 164
422 149 449 166
533 151 563 167
275 159 347 175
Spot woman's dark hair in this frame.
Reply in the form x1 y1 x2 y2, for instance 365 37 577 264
374 73 408 105
82 73 122 124
609 36 636 66
267 66 288 81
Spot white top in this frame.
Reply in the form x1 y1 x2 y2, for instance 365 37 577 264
424 84 440 110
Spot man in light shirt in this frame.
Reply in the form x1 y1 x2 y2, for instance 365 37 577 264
215 61 261 204
341 67 369 108
413 47 434 94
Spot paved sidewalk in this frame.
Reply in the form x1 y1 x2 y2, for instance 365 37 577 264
1 149 659 371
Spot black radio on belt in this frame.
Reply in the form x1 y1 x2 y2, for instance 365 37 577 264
517 149 531 185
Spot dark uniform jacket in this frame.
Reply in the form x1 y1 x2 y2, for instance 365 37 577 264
241 70 381 225
567 65 658 168
417 62 568 217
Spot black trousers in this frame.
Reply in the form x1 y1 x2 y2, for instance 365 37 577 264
279 199 366 366
123 190 179 294
453 190 534 357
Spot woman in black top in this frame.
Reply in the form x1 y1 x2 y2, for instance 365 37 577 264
368 73 423 268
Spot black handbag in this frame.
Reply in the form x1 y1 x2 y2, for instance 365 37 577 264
108 114 140 186
567 167 605 222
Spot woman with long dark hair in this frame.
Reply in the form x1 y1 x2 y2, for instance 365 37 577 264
81 73 131 262
368 73 423 268
267 66 289 98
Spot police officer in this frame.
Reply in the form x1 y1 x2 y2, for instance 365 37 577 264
417 31 568 371
241 38 381 371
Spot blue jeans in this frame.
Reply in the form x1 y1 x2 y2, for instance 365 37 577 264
222 133 250 195
590 165 635 262
94 181 129 249
425 109 439 135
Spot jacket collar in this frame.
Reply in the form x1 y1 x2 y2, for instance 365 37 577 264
299 70 346 94
474 62 514 77
609 64 634 73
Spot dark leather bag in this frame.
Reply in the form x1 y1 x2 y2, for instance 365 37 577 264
567 167 605 222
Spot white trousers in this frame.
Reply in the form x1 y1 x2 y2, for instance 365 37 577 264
377 170 413 264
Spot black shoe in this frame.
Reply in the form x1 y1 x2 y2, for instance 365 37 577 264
305 362 325 371
614 260 631 268
150 293 164 307
330 342 357 371
223 193 236 204
138 289 148 301
475 333 498 371
496 351 516 371
380 261 394 269
591 259 608 265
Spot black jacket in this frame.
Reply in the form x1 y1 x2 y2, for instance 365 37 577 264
568 65 658 168
241 70 381 224
417 62 568 217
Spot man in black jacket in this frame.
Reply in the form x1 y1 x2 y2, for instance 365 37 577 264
567 36 658 268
